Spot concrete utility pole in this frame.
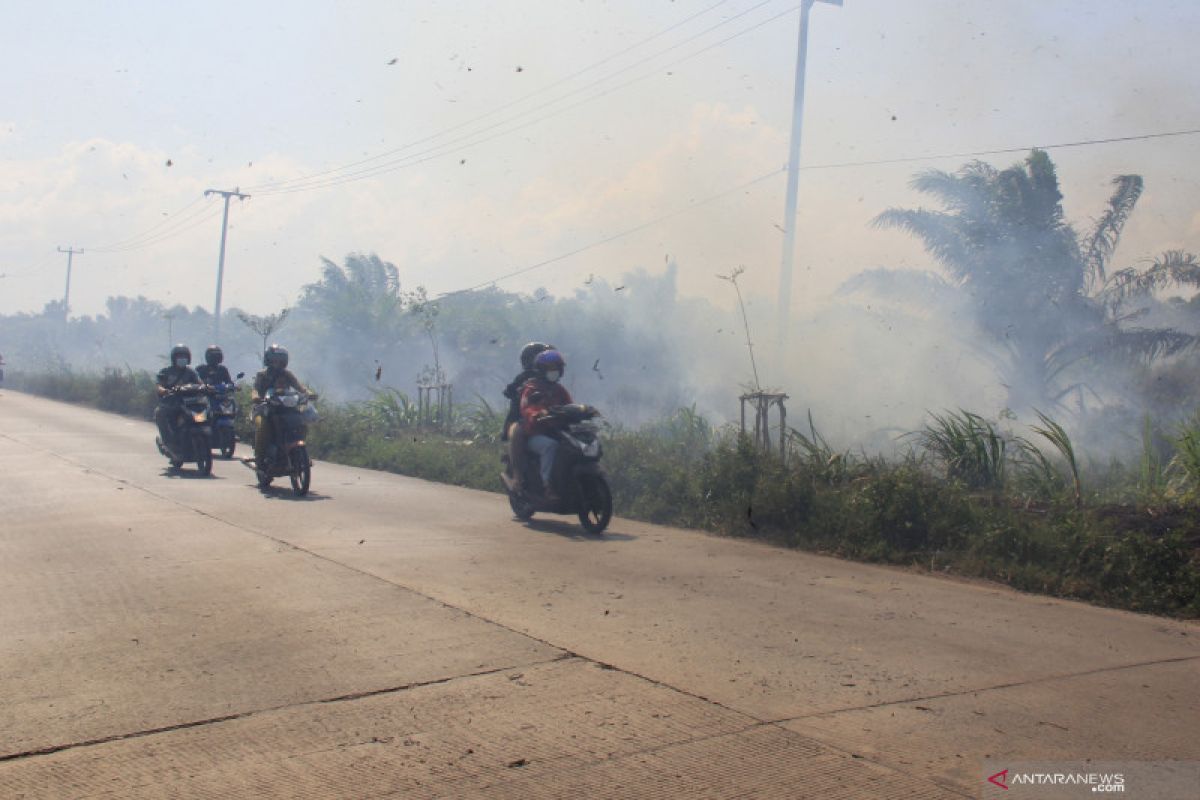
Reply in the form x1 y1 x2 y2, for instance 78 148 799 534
777 0 842 357
204 188 250 344
57 246 84 315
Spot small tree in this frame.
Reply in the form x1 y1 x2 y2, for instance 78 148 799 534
237 307 291 354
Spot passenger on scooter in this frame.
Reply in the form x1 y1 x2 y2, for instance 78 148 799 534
196 345 233 386
503 341 553 491
519 349 572 502
155 344 200 447
251 344 310 465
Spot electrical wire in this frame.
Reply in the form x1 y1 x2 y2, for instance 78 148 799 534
437 168 785 298
258 1 792 196
85 196 213 253
91 204 225 254
252 0 781 195
798 128 1200 172
433 126 1200 297
0 252 58 280
245 0 734 193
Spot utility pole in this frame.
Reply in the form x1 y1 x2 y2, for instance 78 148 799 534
57 246 84 315
777 0 842 357
204 187 250 344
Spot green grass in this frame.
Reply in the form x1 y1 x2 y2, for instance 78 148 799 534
11 368 1200 618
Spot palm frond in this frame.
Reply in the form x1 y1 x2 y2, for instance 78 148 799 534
871 209 972 277
1083 175 1143 291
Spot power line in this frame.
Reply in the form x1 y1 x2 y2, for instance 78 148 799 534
433 125 1200 298
246 0 735 193
253 0 784 196
90 203 225 254
85 196 212 252
437 168 785 298
794 127 1200 172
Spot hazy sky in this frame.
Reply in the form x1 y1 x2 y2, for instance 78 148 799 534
3 0 1199 320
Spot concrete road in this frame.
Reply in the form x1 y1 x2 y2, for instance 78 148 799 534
1 390 1196 798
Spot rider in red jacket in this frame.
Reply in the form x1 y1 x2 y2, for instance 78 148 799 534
519 350 572 500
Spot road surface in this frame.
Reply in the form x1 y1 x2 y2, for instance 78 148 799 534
1 390 1197 798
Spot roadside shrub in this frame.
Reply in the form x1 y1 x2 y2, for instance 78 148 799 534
13 374 1200 618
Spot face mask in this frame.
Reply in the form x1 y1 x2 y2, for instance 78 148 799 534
174 358 188 368
545 370 561 383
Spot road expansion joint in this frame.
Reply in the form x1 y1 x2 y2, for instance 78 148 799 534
769 652 1200 725
0 654 574 765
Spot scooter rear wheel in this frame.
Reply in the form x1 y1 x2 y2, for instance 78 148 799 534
508 492 536 520
577 475 612 534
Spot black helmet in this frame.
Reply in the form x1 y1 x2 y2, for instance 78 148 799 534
533 349 565 376
204 345 224 367
264 343 289 370
170 343 191 365
520 341 552 371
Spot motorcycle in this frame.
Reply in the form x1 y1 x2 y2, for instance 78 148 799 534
155 383 214 475
251 387 317 496
208 373 244 459
500 403 613 534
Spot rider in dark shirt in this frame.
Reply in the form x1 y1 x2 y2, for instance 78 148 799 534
155 344 200 446
196 345 233 386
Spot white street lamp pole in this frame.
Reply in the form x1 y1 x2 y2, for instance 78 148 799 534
777 0 842 359
204 188 249 345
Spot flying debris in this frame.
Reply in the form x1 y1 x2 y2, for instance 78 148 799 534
614 285 625 292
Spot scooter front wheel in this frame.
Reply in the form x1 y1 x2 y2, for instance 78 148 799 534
289 447 311 496
194 433 213 476
219 429 236 459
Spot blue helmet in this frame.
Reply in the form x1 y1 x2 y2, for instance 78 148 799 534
533 349 565 375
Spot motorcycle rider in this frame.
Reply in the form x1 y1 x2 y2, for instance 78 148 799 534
519 349 572 502
196 345 233 386
155 344 201 450
251 344 310 466
503 341 552 491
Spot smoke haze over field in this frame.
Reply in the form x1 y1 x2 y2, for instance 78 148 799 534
3 1 1200 449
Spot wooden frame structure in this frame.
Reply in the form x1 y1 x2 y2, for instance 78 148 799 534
740 391 789 460
417 382 453 430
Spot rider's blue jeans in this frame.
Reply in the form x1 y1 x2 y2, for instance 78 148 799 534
527 434 558 489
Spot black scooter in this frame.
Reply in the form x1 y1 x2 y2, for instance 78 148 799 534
501 404 613 534
155 383 214 475
250 388 317 496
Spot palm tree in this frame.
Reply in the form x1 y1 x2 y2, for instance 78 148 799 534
297 253 412 386
859 149 1196 411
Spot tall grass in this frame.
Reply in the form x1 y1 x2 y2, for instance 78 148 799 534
1168 411 1200 503
914 410 1008 491
1025 410 1081 507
